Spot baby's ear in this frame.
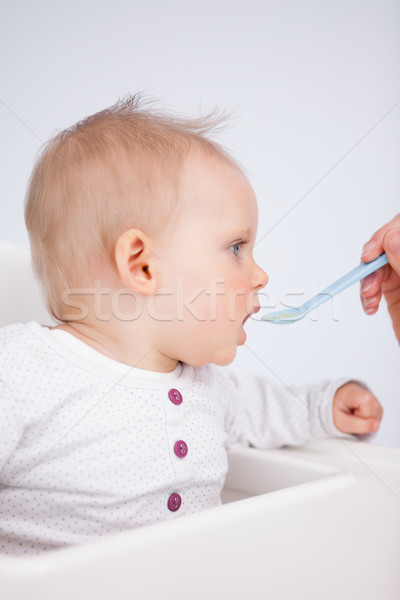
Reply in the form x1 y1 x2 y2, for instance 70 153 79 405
114 229 157 294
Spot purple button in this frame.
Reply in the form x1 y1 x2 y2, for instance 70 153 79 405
168 389 183 405
174 440 188 458
167 493 182 512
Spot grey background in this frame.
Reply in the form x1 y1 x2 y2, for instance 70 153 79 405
0 0 399 446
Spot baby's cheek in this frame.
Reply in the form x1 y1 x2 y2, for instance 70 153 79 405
226 278 251 317
207 279 248 323
173 275 250 324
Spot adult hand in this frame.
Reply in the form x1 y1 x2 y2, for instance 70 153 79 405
360 214 400 344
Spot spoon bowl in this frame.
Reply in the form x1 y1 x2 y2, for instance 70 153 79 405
261 253 388 325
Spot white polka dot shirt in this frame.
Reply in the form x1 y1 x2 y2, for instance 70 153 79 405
0 321 349 556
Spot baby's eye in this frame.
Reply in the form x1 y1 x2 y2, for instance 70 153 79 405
230 243 242 257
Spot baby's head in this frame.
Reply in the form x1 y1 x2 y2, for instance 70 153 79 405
25 96 268 368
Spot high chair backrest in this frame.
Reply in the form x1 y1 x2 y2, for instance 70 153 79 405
0 239 55 327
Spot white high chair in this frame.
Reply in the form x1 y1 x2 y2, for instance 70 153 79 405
0 238 399 600
0 239 55 328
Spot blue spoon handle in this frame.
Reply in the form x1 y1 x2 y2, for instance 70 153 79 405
303 252 388 313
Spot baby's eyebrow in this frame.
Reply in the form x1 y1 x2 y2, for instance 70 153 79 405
229 227 254 240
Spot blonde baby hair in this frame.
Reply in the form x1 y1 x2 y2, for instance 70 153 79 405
24 94 232 322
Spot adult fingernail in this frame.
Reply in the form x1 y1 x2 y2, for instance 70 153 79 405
364 296 376 307
371 420 380 432
362 240 376 257
360 274 373 293
384 229 400 256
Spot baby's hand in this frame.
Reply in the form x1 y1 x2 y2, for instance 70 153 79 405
332 382 383 435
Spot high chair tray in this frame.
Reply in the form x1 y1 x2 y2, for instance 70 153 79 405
0 438 399 600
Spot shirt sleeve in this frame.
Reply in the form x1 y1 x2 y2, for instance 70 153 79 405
0 378 24 472
221 368 356 449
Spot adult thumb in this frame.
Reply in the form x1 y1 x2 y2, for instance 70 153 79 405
383 229 400 276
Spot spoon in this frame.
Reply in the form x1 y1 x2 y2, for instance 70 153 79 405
261 252 388 325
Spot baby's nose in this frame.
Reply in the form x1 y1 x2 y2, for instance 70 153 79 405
253 264 269 289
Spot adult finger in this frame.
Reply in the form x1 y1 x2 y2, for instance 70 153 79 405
360 267 386 299
361 289 382 315
361 214 400 262
382 228 400 278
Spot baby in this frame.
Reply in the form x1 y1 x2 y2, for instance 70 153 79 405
0 96 383 556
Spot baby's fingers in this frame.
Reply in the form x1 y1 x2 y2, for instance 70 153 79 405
352 394 383 421
336 413 380 434
333 384 383 434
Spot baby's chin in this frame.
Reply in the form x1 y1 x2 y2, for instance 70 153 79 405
183 347 237 368
214 348 238 367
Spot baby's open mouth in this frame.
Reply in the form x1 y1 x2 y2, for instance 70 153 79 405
242 306 260 325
